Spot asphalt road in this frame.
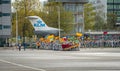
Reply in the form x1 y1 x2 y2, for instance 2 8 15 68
0 48 120 71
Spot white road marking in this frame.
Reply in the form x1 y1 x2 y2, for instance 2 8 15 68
0 59 46 71
71 53 120 56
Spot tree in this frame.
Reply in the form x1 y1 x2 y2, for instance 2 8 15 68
107 13 117 30
84 3 96 31
12 1 74 38
12 0 42 37
93 3 106 31
44 2 74 34
94 14 105 31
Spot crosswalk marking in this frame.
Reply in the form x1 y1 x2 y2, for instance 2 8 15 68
0 59 46 71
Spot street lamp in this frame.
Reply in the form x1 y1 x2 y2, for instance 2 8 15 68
57 6 60 41
15 8 18 45
82 6 85 35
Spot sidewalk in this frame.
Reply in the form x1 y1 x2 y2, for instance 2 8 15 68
0 47 15 50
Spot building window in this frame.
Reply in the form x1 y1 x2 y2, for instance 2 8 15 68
0 12 2 17
2 13 10 16
0 25 2 30
117 17 120 22
0 13 10 16
0 1 1 4
2 1 10 4
3 25 11 29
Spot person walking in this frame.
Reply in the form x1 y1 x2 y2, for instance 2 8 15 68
23 42 26 51
36 41 40 50
18 43 21 51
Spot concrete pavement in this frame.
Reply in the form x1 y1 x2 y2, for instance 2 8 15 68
0 48 120 71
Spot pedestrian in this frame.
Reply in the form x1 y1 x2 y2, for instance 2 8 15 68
78 40 81 51
18 43 21 51
23 42 26 51
36 41 40 50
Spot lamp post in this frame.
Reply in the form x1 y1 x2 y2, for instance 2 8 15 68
15 8 18 45
23 0 27 44
82 6 85 35
57 6 60 41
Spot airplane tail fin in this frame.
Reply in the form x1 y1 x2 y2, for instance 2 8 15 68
26 16 48 30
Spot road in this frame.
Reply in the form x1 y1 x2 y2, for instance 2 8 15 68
0 48 120 71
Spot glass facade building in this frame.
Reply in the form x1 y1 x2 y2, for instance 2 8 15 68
0 0 11 47
48 0 88 33
107 0 120 23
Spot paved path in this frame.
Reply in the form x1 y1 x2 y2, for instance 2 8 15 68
0 48 120 71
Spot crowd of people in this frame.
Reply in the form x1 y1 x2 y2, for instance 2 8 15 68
34 35 81 51
33 33 120 51
15 34 120 51
81 39 120 48
36 40 62 50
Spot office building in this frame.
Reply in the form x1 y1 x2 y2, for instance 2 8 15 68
107 0 120 24
0 0 11 47
48 0 88 33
